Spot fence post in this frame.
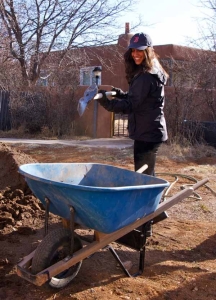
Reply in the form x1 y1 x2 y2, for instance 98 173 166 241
0 90 11 131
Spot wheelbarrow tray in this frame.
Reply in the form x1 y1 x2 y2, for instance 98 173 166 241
19 163 169 233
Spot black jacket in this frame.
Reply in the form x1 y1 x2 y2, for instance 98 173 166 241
98 61 168 143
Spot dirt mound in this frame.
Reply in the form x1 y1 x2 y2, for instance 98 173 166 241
0 143 43 230
0 143 37 190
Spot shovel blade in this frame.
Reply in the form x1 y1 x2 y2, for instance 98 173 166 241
77 97 88 117
77 84 98 116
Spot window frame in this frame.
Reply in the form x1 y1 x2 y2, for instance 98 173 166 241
80 66 102 86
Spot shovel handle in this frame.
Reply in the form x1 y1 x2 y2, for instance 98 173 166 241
94 91 116 100
136 164 148 173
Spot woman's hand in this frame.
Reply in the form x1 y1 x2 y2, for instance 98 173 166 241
97 90 110 107
111 87 124 97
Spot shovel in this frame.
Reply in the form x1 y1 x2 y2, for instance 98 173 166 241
77 83 116 116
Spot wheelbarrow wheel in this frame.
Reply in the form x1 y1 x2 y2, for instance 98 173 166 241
31 228 82 289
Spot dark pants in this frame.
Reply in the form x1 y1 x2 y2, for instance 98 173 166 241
134 140 162 176
134 140 167 235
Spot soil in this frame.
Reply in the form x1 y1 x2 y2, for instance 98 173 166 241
0 141 216 300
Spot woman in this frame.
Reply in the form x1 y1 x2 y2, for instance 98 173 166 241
97 32 169 176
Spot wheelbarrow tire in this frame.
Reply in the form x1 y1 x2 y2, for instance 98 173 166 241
31 228 82 289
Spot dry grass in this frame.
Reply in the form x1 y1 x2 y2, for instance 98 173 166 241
160 142 216 161
0 128 91 140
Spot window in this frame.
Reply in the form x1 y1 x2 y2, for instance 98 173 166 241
37 77 48 87
80 66 102 86
37 71 50 86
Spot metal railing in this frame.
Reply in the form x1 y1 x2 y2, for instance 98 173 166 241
113 113 128 137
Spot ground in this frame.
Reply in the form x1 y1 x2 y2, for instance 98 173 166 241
0 140 216 300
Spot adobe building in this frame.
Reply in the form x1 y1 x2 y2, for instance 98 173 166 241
43 23 215 139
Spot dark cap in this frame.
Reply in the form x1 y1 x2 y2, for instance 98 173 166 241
128 33 153 50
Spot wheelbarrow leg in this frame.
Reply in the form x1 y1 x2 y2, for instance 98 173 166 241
133 222 148 276
107 245 132 277
109 222 149 277
69 206 75 256
44 197 50 236
138 246 145 276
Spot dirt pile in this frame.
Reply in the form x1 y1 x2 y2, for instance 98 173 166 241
0 143 43 231
0 143 38 190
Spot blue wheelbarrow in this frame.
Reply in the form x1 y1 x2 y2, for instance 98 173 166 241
16 163 208 289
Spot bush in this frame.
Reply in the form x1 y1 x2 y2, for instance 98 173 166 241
10 91 48 134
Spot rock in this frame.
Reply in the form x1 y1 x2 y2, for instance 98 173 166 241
0 212 14 225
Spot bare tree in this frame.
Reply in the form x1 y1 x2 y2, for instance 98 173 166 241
200 0 216 50
164 48 216 142
190 0 216 50
0 0 139 87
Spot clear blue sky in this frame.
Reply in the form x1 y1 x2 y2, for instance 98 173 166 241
120 0 212 46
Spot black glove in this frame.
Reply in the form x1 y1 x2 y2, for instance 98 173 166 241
97 90 110 108
111 86 125 98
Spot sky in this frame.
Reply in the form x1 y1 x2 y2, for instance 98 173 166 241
119 0 213 47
